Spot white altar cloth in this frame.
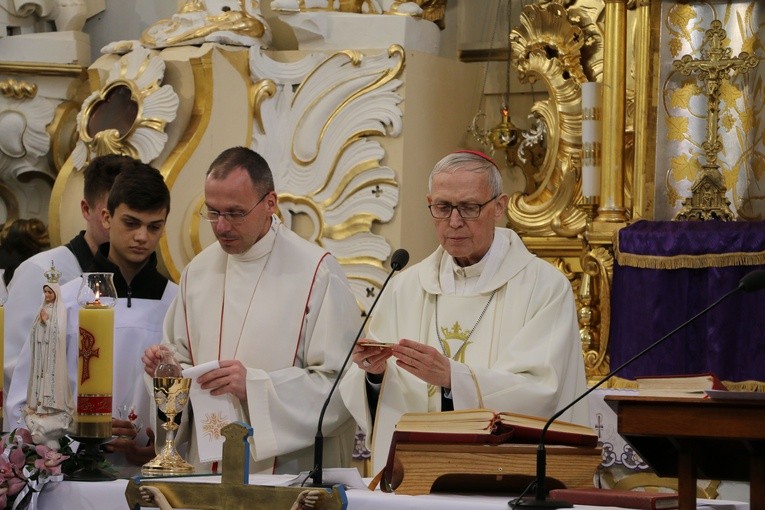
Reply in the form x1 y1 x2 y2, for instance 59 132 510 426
35 475 749 510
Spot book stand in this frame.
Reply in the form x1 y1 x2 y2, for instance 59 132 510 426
388 442 602 496
606 395 765 510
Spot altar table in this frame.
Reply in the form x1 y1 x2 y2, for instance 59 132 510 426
36 475 749 510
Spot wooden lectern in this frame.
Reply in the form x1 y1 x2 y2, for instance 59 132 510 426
388 442 602 496
606 395 765 510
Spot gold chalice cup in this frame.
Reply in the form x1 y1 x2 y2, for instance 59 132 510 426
142 377 194 475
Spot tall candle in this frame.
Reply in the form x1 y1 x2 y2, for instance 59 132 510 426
76 273 116 438
0 304 4 428
0 268 7 431
76 302 114 438
581 82 603 198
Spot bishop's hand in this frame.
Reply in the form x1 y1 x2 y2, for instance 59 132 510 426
391 339 452 389
353 339 393 374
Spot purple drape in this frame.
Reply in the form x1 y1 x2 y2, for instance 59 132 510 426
609 220 765 381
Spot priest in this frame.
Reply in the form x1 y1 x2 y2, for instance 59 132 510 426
142 147 360 474
339 150 590 475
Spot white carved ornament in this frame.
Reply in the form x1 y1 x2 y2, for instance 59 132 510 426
70 46 179 170
249 46 403 312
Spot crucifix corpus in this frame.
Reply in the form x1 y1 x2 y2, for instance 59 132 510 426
672 19 758 221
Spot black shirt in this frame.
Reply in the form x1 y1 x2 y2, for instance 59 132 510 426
87 243 169 307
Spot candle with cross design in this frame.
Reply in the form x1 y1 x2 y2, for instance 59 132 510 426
76 272 117 438
0 270 7 432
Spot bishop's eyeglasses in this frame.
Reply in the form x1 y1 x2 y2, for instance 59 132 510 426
428 195 498 220
200 192 269 224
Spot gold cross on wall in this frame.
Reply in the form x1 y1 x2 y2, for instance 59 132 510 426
673 19 758 168
672 20 758 221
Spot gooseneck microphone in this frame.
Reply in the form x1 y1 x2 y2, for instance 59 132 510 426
509 268 765 509
308 248 410 487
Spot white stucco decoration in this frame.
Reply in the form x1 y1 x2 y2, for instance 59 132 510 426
2 0 104 32
70 46 179 170
0 94 55 162
249 46 404 310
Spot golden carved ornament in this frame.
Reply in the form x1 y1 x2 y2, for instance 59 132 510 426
507 2 596 237
71 46 179 170
77 80 142 160
141 0 266 48
251 79 276 135
579 246 613 379
0 79 37 100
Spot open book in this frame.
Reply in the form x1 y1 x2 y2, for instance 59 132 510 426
393 408 598 447
381 409 599 492
636 373 726 399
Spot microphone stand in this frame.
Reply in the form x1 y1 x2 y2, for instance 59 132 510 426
509 279 749 509
308 249 409 487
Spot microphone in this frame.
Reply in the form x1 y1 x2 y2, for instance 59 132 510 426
509 268 765 509
308 248 410 487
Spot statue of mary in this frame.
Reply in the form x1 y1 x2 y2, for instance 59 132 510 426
24 263 74 448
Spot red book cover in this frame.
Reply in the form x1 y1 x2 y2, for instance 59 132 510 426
495 414 599 448
549 488 679 510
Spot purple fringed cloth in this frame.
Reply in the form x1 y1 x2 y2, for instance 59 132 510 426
609 220 765 382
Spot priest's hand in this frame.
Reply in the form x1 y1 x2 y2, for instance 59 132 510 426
106 418 156 465
198 360 247 400
352 339 393 375
110 417 138 442
142 344 166 376
391 339 452 389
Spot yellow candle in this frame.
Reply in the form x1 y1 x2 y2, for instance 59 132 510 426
76 304 114 438
0 305 4 426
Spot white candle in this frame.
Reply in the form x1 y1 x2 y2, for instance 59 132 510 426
581 82 603 197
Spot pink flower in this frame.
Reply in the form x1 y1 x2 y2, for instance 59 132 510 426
0 456 25 497
33 446 69 476
11 429 32 448
0 429 33 500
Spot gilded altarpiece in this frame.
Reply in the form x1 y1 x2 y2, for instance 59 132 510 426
498 0 763 385
494 0 761 497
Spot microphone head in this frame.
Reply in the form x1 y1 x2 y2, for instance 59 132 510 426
740 269 765 292
390 249 410 271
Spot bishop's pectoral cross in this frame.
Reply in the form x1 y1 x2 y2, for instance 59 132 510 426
673 20 758 220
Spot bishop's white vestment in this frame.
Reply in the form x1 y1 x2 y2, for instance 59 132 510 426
339 228 589 474
161 217 360 474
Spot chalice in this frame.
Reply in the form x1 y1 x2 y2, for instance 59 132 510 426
142 377 194 475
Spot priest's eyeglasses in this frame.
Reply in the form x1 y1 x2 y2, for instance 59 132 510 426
428 195 498 220
200 192 269 224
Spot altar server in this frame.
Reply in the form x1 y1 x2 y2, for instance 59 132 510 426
8 161 176 467
4 155 129 408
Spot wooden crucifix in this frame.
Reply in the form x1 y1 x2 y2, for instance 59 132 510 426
673 20 758 221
